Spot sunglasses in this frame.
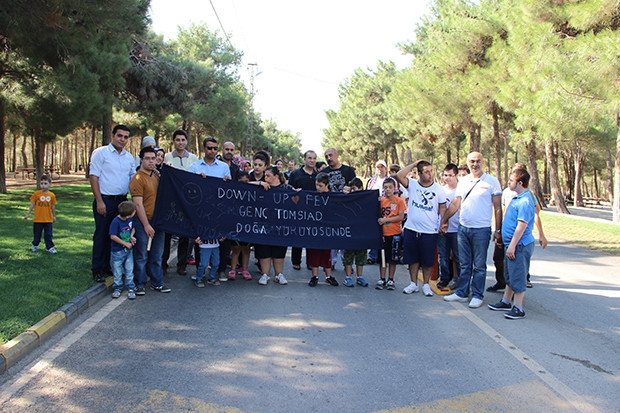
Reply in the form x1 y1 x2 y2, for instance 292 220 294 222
205 146 218 150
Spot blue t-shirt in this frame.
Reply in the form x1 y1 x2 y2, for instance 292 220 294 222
109 216 133 252
502 190 535 246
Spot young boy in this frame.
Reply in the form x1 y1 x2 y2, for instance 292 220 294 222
194 236 220 288
376 178 406 290
109 201 137 299
342 178 369 287
487 168 536 319
307 172 339 287
23 174 57 253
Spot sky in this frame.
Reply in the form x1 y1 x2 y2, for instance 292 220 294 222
149 0 429 152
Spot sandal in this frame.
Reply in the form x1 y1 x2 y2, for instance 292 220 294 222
228 270 237 280
241 270 252 280
292 264 301 270
195 280 205 288
207 278 220 286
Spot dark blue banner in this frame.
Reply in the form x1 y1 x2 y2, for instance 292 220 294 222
152 165 382 250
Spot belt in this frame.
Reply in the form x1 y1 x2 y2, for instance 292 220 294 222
101 194 127 201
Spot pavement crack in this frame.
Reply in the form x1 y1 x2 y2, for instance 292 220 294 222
551 352 614 375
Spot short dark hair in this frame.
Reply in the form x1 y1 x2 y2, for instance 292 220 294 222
253 150 270 165
202 137 217 147
304 150 316 159
117 201 136 218
112 124 130 135
315 172 330 186
383 177 396 187
389 164 400 174
458 164 470 174
265 165 285 183
443 163 458 175
349 177 363 189
512 168 530 188
173 129 188 140
139 146 156 159
40 174 52 183
237 170 249 181
416 160 431 174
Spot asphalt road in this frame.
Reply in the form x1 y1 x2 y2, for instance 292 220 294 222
1 240 619 413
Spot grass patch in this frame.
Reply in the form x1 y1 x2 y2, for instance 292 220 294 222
540 211 620 256
0 184 94 345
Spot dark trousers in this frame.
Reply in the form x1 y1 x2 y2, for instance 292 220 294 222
162 233 189 268
291 247 303 266
92 197 126 274
33 222 54 250
218 238 232 273
492 243 506 286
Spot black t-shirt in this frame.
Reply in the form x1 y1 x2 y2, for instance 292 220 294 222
288 167 318 191
323 164 356 193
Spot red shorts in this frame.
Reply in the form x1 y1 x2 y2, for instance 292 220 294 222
306 249 332 269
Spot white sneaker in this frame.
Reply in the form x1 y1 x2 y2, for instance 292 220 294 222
443 293 468 302
48 247 58 254
258 274 270 285
275 273 288 285
403 282 419 294
422 283 433 296
31 245 38 252
468 297 484 308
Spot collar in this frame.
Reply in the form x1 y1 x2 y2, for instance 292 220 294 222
171 150 190 159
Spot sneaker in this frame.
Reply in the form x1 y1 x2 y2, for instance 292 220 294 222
190 275 197 280
228 270 237 280
386 280 395 290
127 290 136 299
151 284 171 293
447 278 458 290
486 283 506 292
112 289 121 299
504 306 525 319
468 297 484 308
218 272 228 282
436 280 449 289
187 256 196 265
422 283 433 296
488 300 512 311
443 293 468 302
343 276 354 287
325 276 339 286
177 265 187 276
375 279 385 290
241 270 252 280
31 245 38 252
134 286 146 296
275 273 288 285
258 274 270 285
403 282 419 294
356 277 369 287
308 276 318 287
48 247 58 254
207 278 220 286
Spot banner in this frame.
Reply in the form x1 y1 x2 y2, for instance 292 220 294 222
152 165 382 250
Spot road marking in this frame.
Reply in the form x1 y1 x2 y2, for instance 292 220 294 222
447 302 601 413
0 297 125 405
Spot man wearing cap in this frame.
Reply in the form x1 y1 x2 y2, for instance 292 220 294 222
89 125 136 282
162 129 199 275
135 135 157 169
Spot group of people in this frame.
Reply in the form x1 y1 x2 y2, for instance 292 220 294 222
80 124 545 319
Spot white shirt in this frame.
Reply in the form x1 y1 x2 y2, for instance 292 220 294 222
90 144 135 195
455 173 502 228
404 179 446 234
443 185 460 233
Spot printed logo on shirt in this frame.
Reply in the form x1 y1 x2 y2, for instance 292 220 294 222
39 195 52 202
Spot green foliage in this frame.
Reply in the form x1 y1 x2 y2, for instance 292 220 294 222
0 184 96 345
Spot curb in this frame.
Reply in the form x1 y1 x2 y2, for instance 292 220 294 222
0 278 112 374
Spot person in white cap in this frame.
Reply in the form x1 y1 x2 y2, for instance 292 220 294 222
366 160 388 193
135 135 157 169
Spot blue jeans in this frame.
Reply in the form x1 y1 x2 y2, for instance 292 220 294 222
133 218 165 288
33 222 54 250
110 248 136 291
455 226 491 300
438 232 459 283
196 247 220 282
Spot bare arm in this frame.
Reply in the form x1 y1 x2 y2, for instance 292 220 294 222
133 196 154 238
395 160 422 189
440 196 461 232
378 209 405 226
534 204 548 248
506 220 528 260
23 201 35 221
492 194 502 245
110 234 132 249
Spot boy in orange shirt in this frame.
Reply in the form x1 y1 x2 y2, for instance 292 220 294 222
23 174 57 253
376 178 406 290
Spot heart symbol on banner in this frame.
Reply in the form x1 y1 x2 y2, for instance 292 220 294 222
291 195 300 204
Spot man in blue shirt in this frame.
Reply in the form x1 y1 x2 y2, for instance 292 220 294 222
487 168 536 319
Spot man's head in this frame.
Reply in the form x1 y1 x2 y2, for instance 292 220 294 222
202 137 218 162
303 150 317 169
466 152 484 178
509 168 530 193
417 160 433 185
222 141 235 162
288 160 296 172
375 160 387 177
442 163 458 188
139 147 157 171
110 125 130 151
172 130 189 152
142 136 156 149
389 164 400 175
457 164 470 179
324 148 340 168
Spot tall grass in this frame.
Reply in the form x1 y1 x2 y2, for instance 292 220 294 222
0 184 94 344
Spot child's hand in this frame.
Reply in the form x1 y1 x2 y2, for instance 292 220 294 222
195 237 202 244
125 241 133 249
219 237 226 242
378 217 385 225
23 215 28 222
130 236 136 246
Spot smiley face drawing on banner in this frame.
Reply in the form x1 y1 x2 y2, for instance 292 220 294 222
182 182 202 206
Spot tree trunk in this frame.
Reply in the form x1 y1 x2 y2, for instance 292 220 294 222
102 106 112 146
12 132 17 172
62 137 71 174
469 122 481 152
526 139 546 208
613 113 620 223
21 134 28 167
491 102 502 186
33 128 45 190
573 145 584 207
546 140 570 214
606 148 614 203
0 98 6 194
87 125 97 178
